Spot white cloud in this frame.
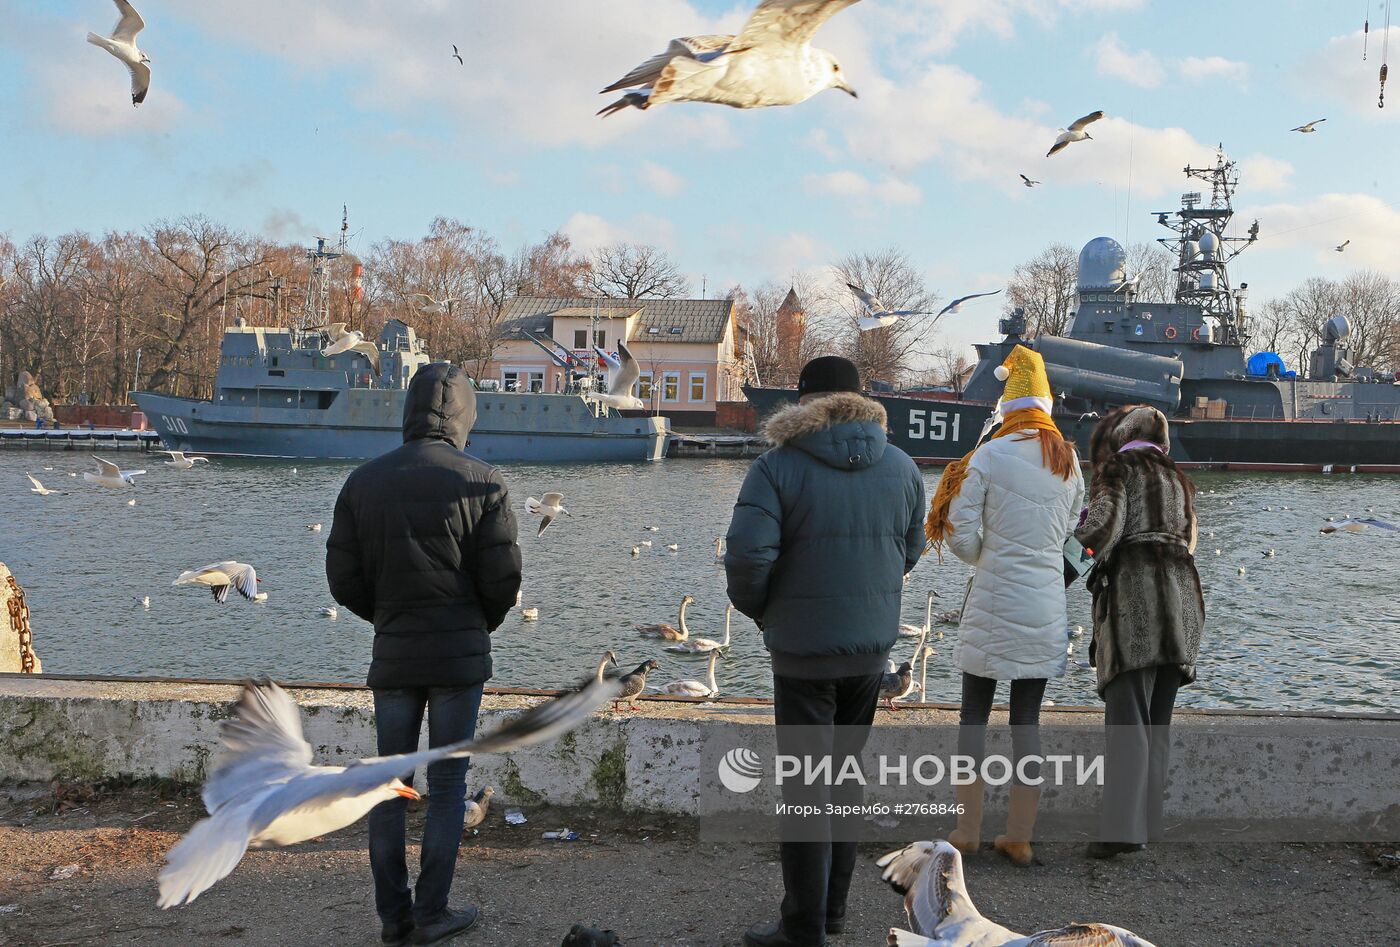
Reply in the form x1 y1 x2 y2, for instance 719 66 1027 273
1092 32 1164 88
804 171 923 206
1242 193 1400 273
861 0 1146 57
1177 55 1248 83
1295 27 1400 121
1239 156 1293 194
641 162 684 196
562 212 678 254
33 62 187 136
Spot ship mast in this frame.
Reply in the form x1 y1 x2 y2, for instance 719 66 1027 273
297 209 349 333
1154 145 1258 345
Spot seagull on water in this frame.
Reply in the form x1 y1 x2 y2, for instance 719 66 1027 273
451 45 464 66
84 455 144 489
306 523 322 532
86 0 150 106
319 606 338 620
526 493 571 536
26 473 62 496
878 839 1158 946
1046 110 1104 157
156 676 622 907
407 292 461 316
581 341 645 411
936 290 1001 318
309 323 379 373
159 450 209 470
1019 174 1041 188
1292 118 1326 133
1320 516 1397 534
848 283 929 331
598 0 861 117
173 561 260 603
1335 239 1350 252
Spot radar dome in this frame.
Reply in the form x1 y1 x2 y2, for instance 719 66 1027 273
1077 237 1127 291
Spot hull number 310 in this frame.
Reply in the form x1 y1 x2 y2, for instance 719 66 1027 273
908 409 960 441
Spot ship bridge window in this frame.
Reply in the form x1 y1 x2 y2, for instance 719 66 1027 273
502 370 544 393
269 369 285 377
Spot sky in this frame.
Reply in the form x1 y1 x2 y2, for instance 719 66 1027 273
2 0 1399 358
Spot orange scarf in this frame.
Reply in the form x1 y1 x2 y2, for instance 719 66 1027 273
924 408 1066 558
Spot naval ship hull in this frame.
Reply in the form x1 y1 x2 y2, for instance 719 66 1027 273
134 389 670 463
743 386 1400 473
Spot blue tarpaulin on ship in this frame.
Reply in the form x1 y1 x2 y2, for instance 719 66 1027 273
1246 351 1295 378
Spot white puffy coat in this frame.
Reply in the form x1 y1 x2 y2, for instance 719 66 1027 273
947 431 1084 680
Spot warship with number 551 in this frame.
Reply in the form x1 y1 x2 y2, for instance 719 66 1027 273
746 148 1400 472
133 236 669 462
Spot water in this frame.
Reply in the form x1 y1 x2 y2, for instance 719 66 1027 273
3 450 1398 712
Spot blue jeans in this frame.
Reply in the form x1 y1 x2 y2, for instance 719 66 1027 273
368 685 484 924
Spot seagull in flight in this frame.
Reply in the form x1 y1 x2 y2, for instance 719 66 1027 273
407 292 462 316
1292 118 1326 133
848 283 929 331
309 323 379 373
1335 239 1350 252
1046 110 1104 157
157 676 622 908
936 290 1001 318
86 0 151 106
451 44 464 66
84 455 144 489
1111 272 1144 294
582 341 645 410
173 561 261 603
527 493 571 536
159 450 209 470
1019 174 1040 188
598 0 861 117
1319 516 1397 534
26 473 62 496
878 839 1158 946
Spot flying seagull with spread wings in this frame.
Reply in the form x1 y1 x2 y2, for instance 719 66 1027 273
310 323 379 373
937 290 1001 318
582 341 645 410
1047 110 1104 157
1292 118 1326 133
527 493 572 536
86 0 151 106
1020 174 1041 187
1335 239 1350 252
173 561 261 604
598 0 861 117
1319 516 1397 534
84 455 144 489
157 676 622 907
451 44 464 66
848 282 929 332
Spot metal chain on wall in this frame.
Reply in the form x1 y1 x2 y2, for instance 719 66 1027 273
6 574 36 674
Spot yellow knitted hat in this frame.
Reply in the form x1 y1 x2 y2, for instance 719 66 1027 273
992 345 1053 414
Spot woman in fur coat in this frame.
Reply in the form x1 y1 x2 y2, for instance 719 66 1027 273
1075 404 1205 858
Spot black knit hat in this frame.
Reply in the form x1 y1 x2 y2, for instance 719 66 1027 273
797 356 861 397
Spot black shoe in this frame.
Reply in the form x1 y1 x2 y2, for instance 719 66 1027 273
825 910 845 935
1085 841 1146 860
381 916 413 946
744 919 821 947
411 906 481 945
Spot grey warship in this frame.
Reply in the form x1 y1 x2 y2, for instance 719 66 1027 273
747 148 1400 472
133 237 669 462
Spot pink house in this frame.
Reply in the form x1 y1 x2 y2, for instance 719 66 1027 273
484 297 745 426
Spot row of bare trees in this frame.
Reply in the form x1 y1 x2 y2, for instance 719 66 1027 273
1248 271 1400 372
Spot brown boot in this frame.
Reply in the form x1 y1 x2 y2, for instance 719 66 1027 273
994 785 1041 867
947 778 985 854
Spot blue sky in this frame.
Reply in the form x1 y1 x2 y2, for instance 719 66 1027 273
2 0 1398 354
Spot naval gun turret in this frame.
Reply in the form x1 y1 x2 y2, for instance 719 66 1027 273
1309 316 1355 382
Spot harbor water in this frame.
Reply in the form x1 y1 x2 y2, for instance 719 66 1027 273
3 452 1397 712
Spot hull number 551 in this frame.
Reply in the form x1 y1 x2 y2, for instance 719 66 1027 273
908 409 960 441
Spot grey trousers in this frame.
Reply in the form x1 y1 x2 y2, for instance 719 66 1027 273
1099 664 1181 844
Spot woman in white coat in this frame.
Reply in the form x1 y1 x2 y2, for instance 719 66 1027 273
924 345 1084 867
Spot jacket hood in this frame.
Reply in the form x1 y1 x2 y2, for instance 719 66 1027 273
1089 404 1169 467
762 392 888 470
402 362 477 449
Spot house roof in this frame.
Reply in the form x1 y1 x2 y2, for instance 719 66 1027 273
498 297 734 344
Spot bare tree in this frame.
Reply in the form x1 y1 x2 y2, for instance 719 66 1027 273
1283 277 1342 371
586 243 688 299
929 345 975 395
1003 243 1078 337
1335 269 1400 369
1123 241 1176 303
830 248 939 386
1246 297 1300 365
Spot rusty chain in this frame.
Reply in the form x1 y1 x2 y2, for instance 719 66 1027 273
6 574 36 674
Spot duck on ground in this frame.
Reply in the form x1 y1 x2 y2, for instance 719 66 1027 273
613 660 659 711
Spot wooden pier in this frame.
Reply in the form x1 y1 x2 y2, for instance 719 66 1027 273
667 432 766 459
0 428 159 452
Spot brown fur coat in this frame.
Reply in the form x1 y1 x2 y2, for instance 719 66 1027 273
1075 406 1205 697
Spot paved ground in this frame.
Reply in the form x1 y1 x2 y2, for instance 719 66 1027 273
1 784 1397 947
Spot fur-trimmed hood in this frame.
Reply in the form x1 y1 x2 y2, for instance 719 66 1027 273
761 392 889 470
1089 404 1170 467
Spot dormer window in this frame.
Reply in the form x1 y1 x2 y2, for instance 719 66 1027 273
647 327 660 335
668 327 683 335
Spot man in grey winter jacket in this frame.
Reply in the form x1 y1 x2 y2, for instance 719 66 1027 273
725 356 925 947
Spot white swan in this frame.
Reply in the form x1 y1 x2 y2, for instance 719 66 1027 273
636 594 693 641
667 604 732 654
651 650 722 698
898 590 935 638
878 840 1158 946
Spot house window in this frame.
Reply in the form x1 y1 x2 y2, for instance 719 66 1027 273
502 370 545 393
688 372 707 403
661 371 680 403
637 372 654 402
572 329 607 349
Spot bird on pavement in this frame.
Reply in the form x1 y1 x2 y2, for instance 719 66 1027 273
1046 110 1104 156
613 660 659 710
463 786 493 830
156 677 622 907
173 561 260 603
598 0 861 117
86 0 151 106
84 455 144 489
877 839 1158 945
527 493 571 536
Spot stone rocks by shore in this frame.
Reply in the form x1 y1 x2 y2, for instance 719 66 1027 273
2 371 55 424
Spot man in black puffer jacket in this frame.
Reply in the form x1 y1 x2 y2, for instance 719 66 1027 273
327 362 521 946
727 356 925 947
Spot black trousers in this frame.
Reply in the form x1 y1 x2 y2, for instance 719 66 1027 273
957 673 1047 784
1100 664 1181 844
772 672 884 947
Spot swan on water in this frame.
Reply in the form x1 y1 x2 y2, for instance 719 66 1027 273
636 594 694 641
898 590 935 638
651 650 722 699
667 604 732 654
